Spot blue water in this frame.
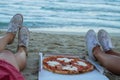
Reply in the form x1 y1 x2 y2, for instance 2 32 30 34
0 0 120 33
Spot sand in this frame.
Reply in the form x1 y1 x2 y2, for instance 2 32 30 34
0 31 120 80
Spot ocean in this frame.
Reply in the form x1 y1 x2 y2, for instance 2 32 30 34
0 0 120 33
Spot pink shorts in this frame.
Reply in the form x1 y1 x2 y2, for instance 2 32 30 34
0 60 25 80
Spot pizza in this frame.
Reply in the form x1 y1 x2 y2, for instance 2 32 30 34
43 56 94 74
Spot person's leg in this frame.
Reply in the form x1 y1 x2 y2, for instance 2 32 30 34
85 29 99 60
0 27 29 71
97 29 120 75
98 29 120 56
0 50 19 71
0 33 15 51
15 46 27 71
0 14 23 51
93 46 120 75
0 14 23 71
0 34 18 70
15 27 29 71
105 50 120 56
85 29 120 75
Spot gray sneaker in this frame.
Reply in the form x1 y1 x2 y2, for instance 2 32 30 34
7 14 23 34
85 29 99 60
98 29 113 51
18 26 29 48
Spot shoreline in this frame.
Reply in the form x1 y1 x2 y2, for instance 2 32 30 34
0 28 120 36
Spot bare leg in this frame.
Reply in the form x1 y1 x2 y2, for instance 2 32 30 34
0 33 15 51
0 30 28 71
0 14 24 71
0 50 19 70
15 46 27 71
0 33 19 71
0 14 23 51
0 26 29 71
105 50 120 56
15 26 29 71
93 46 120 75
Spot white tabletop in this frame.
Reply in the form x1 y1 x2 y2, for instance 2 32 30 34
39 69 109 80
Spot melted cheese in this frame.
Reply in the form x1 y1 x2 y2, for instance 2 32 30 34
77 61 87 66
57 58 73 62
62 65 77 71
47 61 60 67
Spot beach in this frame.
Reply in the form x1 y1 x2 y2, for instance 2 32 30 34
0 31 120 80
0 0 120 79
